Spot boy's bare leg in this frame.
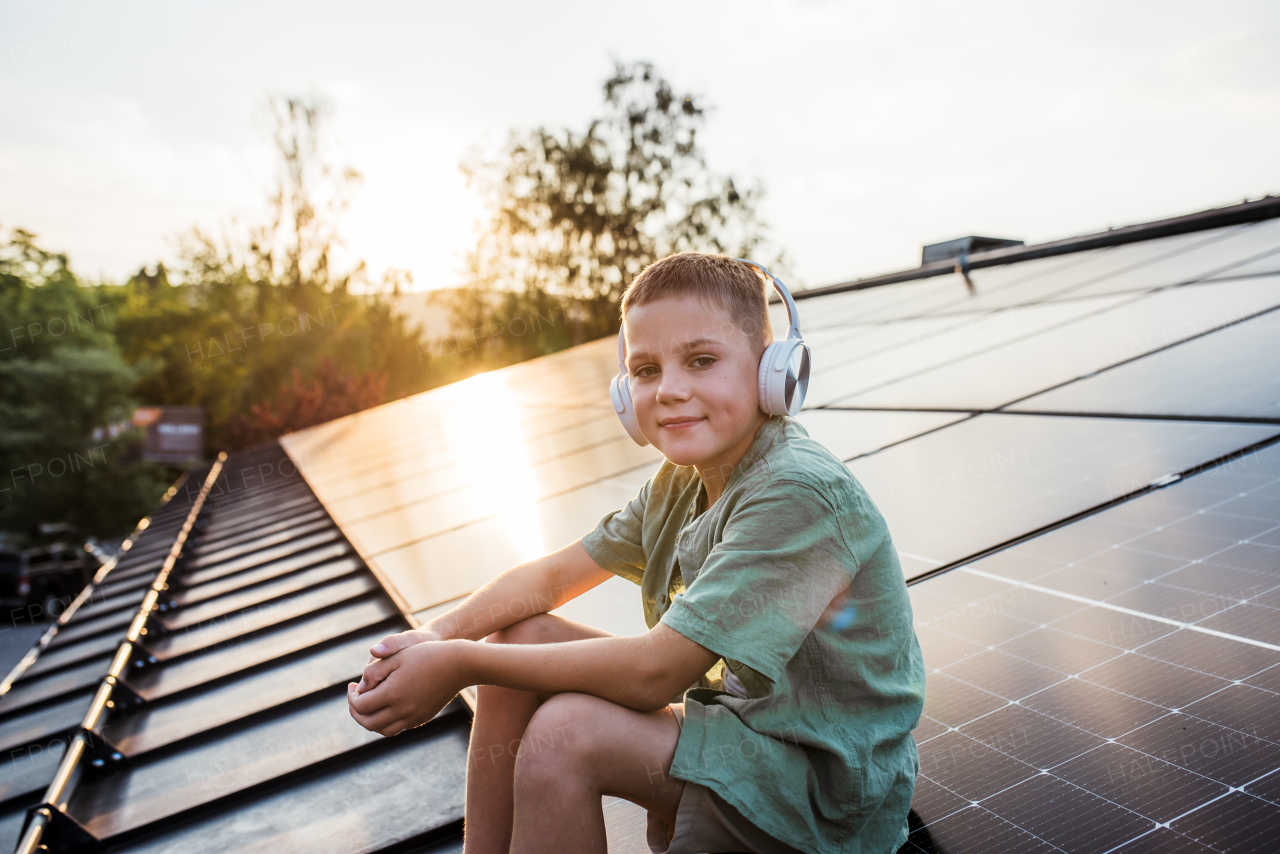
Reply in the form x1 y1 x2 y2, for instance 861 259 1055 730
510 693 686 854
463 613 615 854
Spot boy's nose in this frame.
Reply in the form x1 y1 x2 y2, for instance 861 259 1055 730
655 376 692 403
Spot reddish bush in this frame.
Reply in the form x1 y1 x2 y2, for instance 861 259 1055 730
225 357 387 448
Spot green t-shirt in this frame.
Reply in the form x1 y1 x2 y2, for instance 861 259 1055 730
581 415 924 854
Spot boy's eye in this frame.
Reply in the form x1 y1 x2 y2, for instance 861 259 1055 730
691 355 716 368
634 365 659 379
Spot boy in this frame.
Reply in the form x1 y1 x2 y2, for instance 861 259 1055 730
348 253 925 854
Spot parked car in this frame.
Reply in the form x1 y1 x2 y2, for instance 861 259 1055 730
0 531 100 619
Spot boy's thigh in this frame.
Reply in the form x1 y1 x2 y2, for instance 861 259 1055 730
520 693 685 822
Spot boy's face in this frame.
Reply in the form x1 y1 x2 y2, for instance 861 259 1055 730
624 295 767 471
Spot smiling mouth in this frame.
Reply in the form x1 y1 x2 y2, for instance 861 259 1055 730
659 417 703 430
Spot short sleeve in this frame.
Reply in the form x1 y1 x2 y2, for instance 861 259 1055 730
660 480 867 683
580 478 651 586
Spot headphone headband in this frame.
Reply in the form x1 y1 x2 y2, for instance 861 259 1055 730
618 259 802 368
730 258 804 342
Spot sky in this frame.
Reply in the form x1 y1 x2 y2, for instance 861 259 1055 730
2 0 1278 291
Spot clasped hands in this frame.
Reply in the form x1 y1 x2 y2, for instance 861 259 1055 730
347 628 465 737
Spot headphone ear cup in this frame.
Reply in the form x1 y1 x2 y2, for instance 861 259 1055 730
788 344 811 415
757 340 811 416
757 343 782 415
610 374 650 446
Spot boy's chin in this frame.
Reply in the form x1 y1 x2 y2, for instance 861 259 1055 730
652 437 717 469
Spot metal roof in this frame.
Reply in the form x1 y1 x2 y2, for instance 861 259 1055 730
2 198 1278 852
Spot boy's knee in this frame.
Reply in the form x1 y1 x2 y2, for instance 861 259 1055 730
515 693 596 777
487 613 557 646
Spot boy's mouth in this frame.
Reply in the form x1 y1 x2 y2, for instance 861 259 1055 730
659 416 703 431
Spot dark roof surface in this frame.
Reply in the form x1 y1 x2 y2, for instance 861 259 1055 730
2 199 1279 852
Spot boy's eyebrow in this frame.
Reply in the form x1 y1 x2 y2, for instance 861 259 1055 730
627 337 725 364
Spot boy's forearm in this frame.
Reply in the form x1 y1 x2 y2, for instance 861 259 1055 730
424 564 563 642
423 541 607 642
451 633 677 711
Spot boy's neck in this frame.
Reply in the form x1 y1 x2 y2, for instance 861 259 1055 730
694 412 769 506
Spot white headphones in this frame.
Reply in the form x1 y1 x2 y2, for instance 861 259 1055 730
609 259 811 447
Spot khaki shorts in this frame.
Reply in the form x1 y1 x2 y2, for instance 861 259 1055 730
646 705 805 854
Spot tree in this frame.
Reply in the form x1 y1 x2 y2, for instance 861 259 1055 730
0 229 170 535
452 61 777 364
106 96 431 452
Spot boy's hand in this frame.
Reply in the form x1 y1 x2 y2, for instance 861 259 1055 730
348 640 463 736
357 627 444 692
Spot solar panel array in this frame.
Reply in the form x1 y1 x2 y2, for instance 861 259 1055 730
1 202 1277 852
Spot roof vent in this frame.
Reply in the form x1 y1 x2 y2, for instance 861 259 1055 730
922 235 1024 267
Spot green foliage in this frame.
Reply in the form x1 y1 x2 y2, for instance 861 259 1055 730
0 72 775 537
450 61 778 368
102 96 432 452
0 230 170 535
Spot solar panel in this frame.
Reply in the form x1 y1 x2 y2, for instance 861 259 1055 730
846 412 1278 578
1011 305 1280 420
915 226 1246 318
830 276 1280 410
904 441 1280 852
805 295 1131 408
952 220 1280 313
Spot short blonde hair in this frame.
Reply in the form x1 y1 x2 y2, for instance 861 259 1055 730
621 253 773 353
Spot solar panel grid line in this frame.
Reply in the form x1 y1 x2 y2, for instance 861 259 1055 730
912 673 1249 847
997 299 1280 417
880 249 1112 321
807 223 1256 332
832 276 1280 411
12 455 227 854
330 423 645 527
296 407 622 505
794 410 974 464
314 414 634 514
804 294 1137 407
796 199 1280 309
1008 303 1280 423
991 222 1280 309
351 453 663 561
1205 246 1280 283
898 432 1280 586
910 225 1246 320
905 445 1280 852
962 567 1280 654
1199 241 1280 283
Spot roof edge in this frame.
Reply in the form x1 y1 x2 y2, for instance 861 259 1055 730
793 194 1280 302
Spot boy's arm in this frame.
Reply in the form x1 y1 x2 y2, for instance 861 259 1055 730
348 622 719 736
369 539 612 655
